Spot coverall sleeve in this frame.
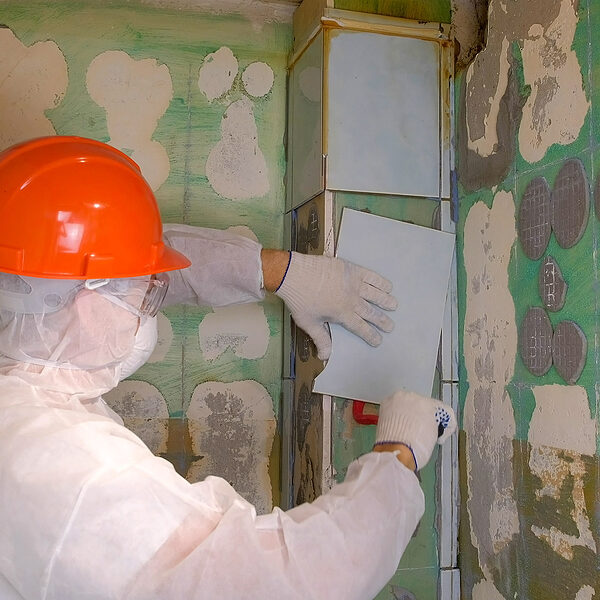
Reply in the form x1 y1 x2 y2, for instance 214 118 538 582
161 223 265 308
2 402 424 600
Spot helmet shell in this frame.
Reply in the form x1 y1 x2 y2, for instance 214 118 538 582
0 136 190 278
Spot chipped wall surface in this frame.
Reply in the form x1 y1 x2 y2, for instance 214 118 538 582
457 0 598 597
457 0 590 191
0 0 289 512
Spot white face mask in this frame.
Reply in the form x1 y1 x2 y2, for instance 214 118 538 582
118 316 158 381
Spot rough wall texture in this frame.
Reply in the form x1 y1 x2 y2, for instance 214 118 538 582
0 0 290 512
457 0 599 598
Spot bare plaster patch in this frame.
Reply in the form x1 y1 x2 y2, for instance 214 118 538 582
459 0 588 189
519 0 589 163
146 312 174 364
575 586 596 600
463 191 519 576
528 385 596 561
241 62 274 98
472 578 506 600
0 28 68 150
103 380 169 455
87 51 173 191
198 302 269 360
529 385 595 455
198 47 238 102
206 97 270 199
451 0 490 71
187 381 275 514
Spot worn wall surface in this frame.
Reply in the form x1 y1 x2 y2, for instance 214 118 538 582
0 0 290 511
456 0 599 597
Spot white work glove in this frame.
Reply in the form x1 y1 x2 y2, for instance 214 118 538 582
275 252 398 360
375 390 457 470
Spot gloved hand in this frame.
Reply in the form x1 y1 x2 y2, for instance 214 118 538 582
275 252 398 360
375 390 457 470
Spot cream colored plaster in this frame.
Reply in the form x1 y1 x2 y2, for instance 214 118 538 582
518 0 589 163
463 191 519 577
147 312 174 364
529 385 596 455
472 578 506 600
206 97 270 199
0 29 68 150
242 62 274 98
87 51 173 191
104 380 169 455
575 586 596 600
198 302 269 360
198 47 238 102
187 381 275 514
528 385 596 561
466 35 510 158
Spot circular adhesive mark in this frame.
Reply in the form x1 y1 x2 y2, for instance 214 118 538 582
538 256 567 312
552 320 587 385
551 158 589 248
519 307 553 376
518 176 551 260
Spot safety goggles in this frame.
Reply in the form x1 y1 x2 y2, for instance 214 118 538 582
0 273 170 317
88 273 170 318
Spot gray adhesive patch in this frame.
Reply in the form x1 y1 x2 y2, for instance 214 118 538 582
518 176 551 260
296 328 317 363
538 256 567 312
551 158 589 248
519 307 553 376
552 320 587 384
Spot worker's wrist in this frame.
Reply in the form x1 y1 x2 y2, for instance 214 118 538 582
373 441 417 472
261 249 291 292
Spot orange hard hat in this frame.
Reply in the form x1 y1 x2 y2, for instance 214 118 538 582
0 136 190 279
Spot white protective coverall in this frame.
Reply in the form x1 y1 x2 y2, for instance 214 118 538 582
0 225 424 600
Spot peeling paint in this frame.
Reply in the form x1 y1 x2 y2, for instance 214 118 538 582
518 0 589 163
198 302 269 360
198 47 238 102
463 191 519 577
87 50 173 190
103 380 169 455
0 28 68 150
187 381 275 514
